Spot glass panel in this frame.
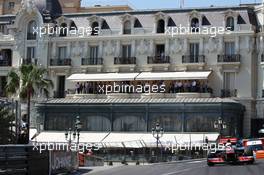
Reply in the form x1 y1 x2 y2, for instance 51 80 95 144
113 113 146 132
82 114 111 131
225 42 235 55
58 47 67 59
185 113 218 132
148 113 182 132
122 45 131 58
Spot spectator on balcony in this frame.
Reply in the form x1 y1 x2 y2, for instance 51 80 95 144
191 80 197 92
84 82 89 94
76 82 80 94
79 83 84 94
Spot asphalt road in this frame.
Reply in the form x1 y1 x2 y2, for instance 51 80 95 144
84 160 264 175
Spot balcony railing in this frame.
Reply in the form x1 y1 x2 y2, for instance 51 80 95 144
50 59 71 66
0 60 11 66
22 58 38 65
221 89 237 98
217 54 241 63
114 57 136 64
82 58 103 65
147 56 170 64
182 55 205 64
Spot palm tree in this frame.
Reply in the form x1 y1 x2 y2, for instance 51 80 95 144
5 64 53 143
0 105 16 144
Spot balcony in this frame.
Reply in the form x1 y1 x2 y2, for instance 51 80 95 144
50 59 71 67
22 58 38 65
114 57 136 65
182 55 205 64
147 56 170 64
221 89 237 98
217 54 241 63
0 60 11 67
81 58 103 65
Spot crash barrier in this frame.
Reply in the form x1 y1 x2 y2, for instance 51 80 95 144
79 154 104 167
0 145 78 175
0 145 49 175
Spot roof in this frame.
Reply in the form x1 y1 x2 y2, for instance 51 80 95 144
39 97 239 105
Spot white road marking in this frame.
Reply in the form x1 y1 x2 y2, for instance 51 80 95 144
161 165 207 175
187 160 205 164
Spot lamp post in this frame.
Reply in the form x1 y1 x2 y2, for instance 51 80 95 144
65 128 76 151
214 117 227 138
75 116 82 145
152 122 164 162
65 116 82 151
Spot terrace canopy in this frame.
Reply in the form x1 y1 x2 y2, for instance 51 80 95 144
67 71 212 82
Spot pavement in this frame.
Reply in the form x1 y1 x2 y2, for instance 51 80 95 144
72 159 264 175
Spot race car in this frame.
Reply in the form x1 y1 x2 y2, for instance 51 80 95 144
207 137 254 166
243 139 264 160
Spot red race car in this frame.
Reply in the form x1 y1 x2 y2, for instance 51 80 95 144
207 137 254 166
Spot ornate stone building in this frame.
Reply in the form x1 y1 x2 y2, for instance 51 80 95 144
0 0 264 139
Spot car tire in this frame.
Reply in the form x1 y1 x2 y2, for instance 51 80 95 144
207 162 214 166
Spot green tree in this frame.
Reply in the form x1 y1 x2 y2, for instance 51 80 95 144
0 105 15 144
5 64 53 143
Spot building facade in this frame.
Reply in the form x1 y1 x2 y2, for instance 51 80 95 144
0 0 264 137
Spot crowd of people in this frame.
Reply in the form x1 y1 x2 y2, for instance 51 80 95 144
72 80 212 94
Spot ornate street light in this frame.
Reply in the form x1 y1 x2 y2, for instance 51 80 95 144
65 116 82 149
75 116 82 145
152 122 164 161
214 117 227 137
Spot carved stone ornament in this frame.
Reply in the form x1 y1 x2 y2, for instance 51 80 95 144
170 38 182 54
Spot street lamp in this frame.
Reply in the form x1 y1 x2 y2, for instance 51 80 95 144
65 116 82 148
152 122 164 161
214 117 227 138
75 116 82 145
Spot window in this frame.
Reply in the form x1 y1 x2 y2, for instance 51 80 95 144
167 17 176 27
123 20 131 34
190 43 199 62
27 20 37 40
8 2 15 9
224 72 236 91
26 47 35 59
226 17 234 31
157 19 165 33
134 19 142 28
225 42 235 55
0 24 5 34
122 45 132 58
91 22 99 36
191 18 199 32
101 20 110 29
89 46 99 64
58 47 67 59
59 23 67 37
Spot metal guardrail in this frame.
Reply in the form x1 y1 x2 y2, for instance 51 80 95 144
114 57 136 64
221 89 237 98
50 58 71 66
182 55 205 63
0 60 11 66
82 58 103 65
217 54 241 63
147 56 170 64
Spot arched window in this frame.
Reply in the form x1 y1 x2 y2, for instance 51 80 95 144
123 20 131 34
157 19 165 33
226 16 234 31
91 21 99 36
191 18 199 32
27 20 37 40
101 20 110 29
59 23 67 37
